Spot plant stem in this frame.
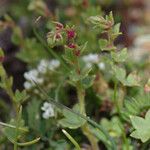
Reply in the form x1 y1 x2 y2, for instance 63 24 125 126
113 80 121 116
14 105 21 150
62 129 81 150
77 82 99 150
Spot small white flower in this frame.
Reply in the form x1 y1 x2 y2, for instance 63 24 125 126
82 54 99 64
23 81 33 90
48 59 60 70
24 69 39 81
38 59 49 74
41 102 54 119
24 59 60 90
98 62 105 70
37 59 60 73
24 69 44 89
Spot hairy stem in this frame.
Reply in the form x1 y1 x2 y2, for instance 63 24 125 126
77 82 99 150
113 80 121 116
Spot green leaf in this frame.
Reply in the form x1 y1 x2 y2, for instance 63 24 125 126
63 47 76 65
113 23 121 34
59 104 86 129
99 39 108 51
130 109 150 142
100 117 122 138
3 119 27 141
14 90 28 103
124 72 140 87
69 70 80 82
11 27 22 45
81 75 95 89
113 65 126 83
27 99 41 131
111 48 127 62
17 38 47 64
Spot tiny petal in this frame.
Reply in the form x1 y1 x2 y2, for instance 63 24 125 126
82 53 99 64
41 102 55 119
98 62 105 70
24 81 33 90
48 59 60 70
68 43 76 49
66 29 76 39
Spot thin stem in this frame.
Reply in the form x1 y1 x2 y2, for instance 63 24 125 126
77 82 99 150
14 106 20 150
77 82 86 115
62 129 81 150
113 80 121 115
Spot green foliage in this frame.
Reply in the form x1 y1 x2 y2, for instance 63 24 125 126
130 109 150 142
124 93 150 116
100 117 122 138
59 104 86 129
27 99 41 131
3 119 27 142
111 48 128 62
11 27 22 45
112 65 140 86
14 90 28 103
17 38 48 64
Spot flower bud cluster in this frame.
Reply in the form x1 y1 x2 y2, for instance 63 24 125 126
47 22 81 57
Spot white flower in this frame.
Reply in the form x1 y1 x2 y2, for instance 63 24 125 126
38 59 49 74
24 69 39 81
41 102 54 119
82 54 99 64
24 59 60 90
37 59 60 73
48 59 60 70
98 62 105 70
23 69 44 89
23 81 32 90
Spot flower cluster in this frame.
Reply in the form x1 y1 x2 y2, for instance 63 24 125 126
24 59 60 89
82 53 105 70
41 102 54 119
47 22 64 47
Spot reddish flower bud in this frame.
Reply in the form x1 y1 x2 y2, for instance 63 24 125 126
68 43 76 49
66 29 76 39
55 33 61 39
82 0 89 8
0 56 4 62
74 50 80 56
56 23 64 30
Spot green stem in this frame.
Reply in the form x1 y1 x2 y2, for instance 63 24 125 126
0 121 28 132
119 124 129 150
77 83 85 115
113 80 121 116
14 105 22 150
77 82 99 150
62 129 81 150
